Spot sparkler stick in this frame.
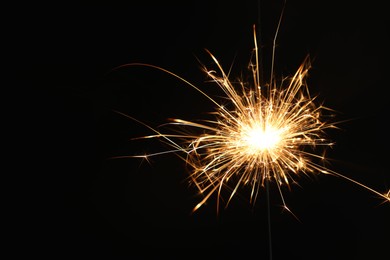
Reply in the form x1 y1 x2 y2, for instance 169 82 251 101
111 4 390 218
262 2 286 259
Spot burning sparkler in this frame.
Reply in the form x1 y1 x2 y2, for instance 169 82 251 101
112 22 389 214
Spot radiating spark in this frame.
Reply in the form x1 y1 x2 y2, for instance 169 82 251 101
112 24 389 214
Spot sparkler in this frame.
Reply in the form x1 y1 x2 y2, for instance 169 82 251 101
112 22 389 215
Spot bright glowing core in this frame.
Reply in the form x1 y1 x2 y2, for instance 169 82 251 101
243 126 281 152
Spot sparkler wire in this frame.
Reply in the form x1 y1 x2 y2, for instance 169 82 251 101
258 0 282 258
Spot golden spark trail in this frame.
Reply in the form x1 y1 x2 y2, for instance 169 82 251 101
113 25 390 214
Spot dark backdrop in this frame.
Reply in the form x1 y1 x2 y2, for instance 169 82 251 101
16 0 389 259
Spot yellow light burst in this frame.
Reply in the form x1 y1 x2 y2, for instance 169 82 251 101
113 24 389 214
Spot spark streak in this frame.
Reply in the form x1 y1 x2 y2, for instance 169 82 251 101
113 24 389 214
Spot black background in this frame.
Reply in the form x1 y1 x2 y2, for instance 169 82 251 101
16 0 389 259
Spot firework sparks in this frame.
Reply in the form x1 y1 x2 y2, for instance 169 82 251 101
113 24 389 214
